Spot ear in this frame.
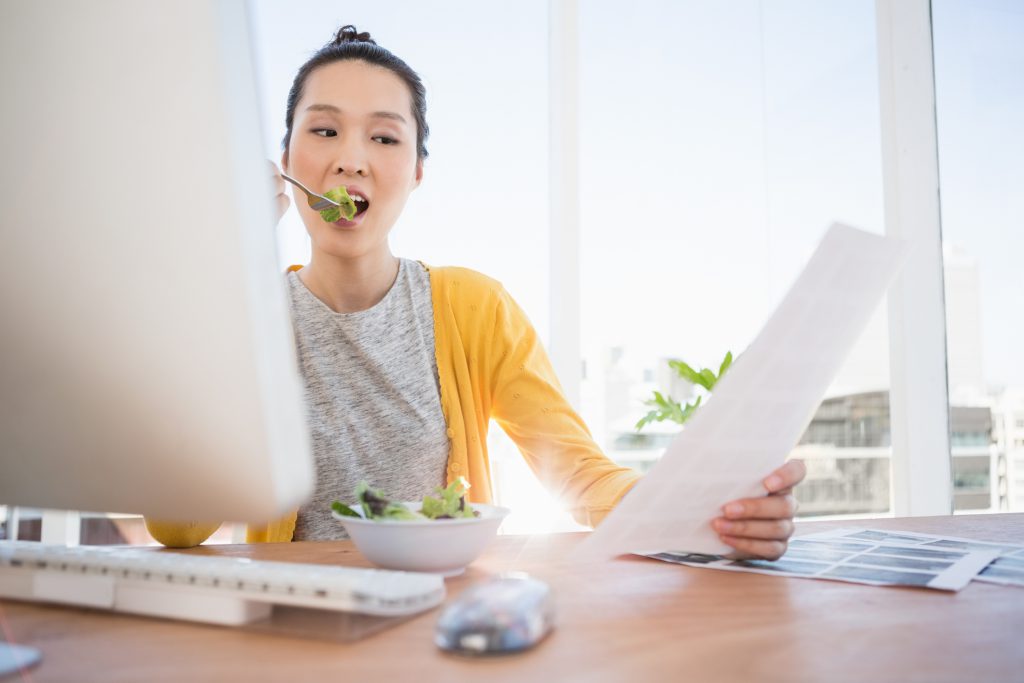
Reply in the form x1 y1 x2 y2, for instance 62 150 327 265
280 148 290 173
412 158 424 189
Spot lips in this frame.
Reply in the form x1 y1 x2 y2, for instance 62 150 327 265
333 212 362 227
342 184 370 216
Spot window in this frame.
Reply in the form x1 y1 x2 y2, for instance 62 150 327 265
17 2 1009 545
933 0 1024 513
577 0 892 518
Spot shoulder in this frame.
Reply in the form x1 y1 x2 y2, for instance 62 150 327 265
423 264 534 342
424 264 537 348
422 264 508 307
423 264 502 292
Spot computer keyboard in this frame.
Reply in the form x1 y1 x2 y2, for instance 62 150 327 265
0 541 445 626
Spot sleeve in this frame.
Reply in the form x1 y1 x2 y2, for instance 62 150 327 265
487 286 641 527
143 518 221 548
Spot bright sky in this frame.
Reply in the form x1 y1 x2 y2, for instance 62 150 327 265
249 0 1023 394
933 0 1024 391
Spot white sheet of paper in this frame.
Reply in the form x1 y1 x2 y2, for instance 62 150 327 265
576 224 907 560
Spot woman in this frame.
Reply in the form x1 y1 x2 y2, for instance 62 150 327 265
147 26 804 559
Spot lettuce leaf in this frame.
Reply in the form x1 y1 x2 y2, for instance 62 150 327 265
421 477 477 519
355 481 424 520
336 478 479 522
331 501 362 518
319 185 357 222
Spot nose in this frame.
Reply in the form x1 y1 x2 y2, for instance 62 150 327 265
333 134 368 177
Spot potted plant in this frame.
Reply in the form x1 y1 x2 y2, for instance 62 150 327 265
635 351 733 431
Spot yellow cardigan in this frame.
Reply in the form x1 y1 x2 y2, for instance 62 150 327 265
145 264 640 548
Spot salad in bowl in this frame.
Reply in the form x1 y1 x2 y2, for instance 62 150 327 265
331 478 509 576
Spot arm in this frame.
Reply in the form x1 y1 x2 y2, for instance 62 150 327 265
485 285 805 556
487 288 640 527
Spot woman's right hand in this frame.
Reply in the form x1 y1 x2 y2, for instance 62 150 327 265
269 160 290 223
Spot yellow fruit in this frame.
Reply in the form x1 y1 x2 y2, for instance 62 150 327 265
144 518 221 548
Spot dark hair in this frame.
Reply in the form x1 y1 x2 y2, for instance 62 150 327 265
282 25 429 160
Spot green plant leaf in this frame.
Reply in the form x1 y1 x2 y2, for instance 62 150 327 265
718 351 733 378
669 359 712 389
636 351 732 432
635 392 688 429
634 412 656 430
680 396 702 421
635 394 706 431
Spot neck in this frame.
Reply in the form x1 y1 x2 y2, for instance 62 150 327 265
299 246 400 313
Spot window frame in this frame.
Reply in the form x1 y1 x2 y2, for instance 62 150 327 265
546 0 955 516
34 0 957 544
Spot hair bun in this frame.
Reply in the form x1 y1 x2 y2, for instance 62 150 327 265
332 25 375 46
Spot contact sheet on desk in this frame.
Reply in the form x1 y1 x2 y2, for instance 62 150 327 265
647 534 1000 591
798 527 1024 588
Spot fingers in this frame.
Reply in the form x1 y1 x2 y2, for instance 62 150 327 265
716 493 798 560
713 517 793 541
269 160 289 222
268 159 285 193
722 493 797 521
763 459 806 494
714 460 803 561
719 536 788 561
276 193 290 221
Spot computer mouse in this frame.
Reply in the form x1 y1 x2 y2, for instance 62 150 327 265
434 573 555 655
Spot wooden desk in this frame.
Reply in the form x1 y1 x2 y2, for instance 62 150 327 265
3 514 1023 682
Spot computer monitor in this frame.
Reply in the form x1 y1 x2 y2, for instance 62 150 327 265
0 0 314 523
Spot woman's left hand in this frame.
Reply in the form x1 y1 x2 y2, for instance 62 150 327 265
711 459 807 560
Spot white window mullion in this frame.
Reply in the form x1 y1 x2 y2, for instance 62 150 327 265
548 0 582 410
876 0 952 516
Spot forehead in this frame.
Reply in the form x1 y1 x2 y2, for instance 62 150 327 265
299 60 413 121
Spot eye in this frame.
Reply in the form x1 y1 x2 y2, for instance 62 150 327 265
312 128 337 137
372 136 398 145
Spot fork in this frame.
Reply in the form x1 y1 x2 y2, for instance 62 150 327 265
279 172 340 211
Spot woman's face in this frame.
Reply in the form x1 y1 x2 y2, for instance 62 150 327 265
284 59 422 261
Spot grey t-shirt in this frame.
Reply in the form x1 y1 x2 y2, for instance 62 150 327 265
286 259 450 541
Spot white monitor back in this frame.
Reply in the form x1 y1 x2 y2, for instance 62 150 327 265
0 0 315 522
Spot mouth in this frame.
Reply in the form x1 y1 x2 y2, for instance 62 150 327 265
345 187 370 217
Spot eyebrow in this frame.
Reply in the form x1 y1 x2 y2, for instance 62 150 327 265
304 104 408 124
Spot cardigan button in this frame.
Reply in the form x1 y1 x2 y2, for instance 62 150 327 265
450 463 461 473
446 428 455 438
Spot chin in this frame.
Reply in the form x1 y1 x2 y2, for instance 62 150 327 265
313 233 385 262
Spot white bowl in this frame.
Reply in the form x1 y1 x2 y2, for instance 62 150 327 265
331 502 510 576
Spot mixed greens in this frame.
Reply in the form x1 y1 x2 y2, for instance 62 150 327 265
331 477 480 521
319 185 358 223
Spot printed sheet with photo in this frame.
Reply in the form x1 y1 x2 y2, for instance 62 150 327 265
646 534 999 591
576 226 908 560
798 527 1024 588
